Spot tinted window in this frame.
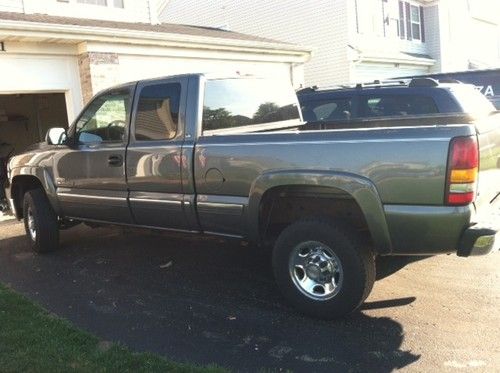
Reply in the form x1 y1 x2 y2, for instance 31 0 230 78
361 95 438 117
301 98 353 122
135 83 181 141
202 78 300 134
75 89 130 144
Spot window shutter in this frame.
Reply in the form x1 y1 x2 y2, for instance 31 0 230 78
405 2 412 40
420 6 425 42
398 1 405 39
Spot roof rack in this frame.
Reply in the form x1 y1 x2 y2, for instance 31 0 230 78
408 77 439 87
354 79 407 89
297 77 446 94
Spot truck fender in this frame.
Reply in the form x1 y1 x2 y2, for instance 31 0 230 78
10 166 61 218
247 170 392 254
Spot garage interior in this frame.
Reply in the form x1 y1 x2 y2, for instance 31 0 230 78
0 93 69 157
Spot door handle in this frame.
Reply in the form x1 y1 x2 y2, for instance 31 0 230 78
108 154 123 167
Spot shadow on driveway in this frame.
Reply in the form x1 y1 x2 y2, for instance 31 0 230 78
0 224 420 372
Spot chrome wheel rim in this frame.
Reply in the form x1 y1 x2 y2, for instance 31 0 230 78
289 241 343 300
27 207 37 241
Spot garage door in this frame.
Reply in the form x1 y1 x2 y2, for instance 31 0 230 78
0 54 82 121
0 93 68 155
354 63 430 83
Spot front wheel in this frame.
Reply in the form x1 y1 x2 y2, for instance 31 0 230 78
272 219 375 319
23 189 59 253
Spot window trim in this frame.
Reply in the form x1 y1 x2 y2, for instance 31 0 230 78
76 0 108 6
71 0 124 8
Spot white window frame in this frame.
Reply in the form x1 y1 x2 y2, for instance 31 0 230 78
60 0 124 9
409 4 421 41
399 1 424 43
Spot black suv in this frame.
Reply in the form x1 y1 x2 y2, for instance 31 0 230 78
297 78 495 129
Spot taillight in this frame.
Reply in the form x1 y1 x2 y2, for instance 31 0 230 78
445 136 479 205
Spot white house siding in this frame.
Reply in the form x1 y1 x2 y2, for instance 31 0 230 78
0 0 153 23
161 0 349 87
436 0 500 72
354 62 429 81
0 0 22 13
424 5 441 73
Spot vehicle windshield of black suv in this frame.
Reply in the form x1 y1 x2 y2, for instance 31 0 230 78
202 78 301 135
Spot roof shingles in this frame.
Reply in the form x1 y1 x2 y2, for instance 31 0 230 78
0 11 287 45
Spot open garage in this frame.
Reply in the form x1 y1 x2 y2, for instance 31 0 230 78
0 93 68 154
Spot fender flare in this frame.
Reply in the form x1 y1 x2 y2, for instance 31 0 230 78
247 170 392 254
10 166 61 217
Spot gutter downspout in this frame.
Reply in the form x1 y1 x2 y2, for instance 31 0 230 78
148 0 160 25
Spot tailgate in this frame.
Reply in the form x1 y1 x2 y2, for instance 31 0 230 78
476 112 500 213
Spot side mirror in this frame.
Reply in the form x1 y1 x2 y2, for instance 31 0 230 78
45 127 67 145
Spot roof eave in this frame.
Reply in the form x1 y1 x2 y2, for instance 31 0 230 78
360 54 435 66
0 19 312 61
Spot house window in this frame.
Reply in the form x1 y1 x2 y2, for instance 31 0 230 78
398 1 425 42
75 0 124 8
77 0 107 5
410 5 421 40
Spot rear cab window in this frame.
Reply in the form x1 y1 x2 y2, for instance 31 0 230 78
202 78 301 135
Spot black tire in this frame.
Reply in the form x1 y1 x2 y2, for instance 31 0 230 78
23 189 59 253
272 219 375 319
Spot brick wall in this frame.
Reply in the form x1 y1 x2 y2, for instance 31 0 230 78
78 52 120 104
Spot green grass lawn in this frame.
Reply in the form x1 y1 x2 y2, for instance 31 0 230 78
0 283 225 373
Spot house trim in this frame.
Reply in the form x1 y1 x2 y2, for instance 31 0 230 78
0 18 311 62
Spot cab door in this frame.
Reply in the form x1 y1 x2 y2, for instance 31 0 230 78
54 85 135 223
126 77 192 230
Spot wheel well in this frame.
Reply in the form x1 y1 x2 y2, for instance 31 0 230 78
258 185 372 247
11 175 44 219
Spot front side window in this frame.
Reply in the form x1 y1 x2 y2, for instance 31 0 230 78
361 95 438 117
202 78 300 134
134 83 181 141
75 89 130 144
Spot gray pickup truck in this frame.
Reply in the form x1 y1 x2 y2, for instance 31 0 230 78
5 74 500 319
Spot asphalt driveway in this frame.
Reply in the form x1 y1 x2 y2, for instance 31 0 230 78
0 219 498 372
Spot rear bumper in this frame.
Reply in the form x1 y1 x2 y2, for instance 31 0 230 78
457 199 500 257
457 226 499 256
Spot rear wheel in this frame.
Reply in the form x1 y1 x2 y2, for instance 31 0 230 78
23 189 59 253
272 219 375 319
